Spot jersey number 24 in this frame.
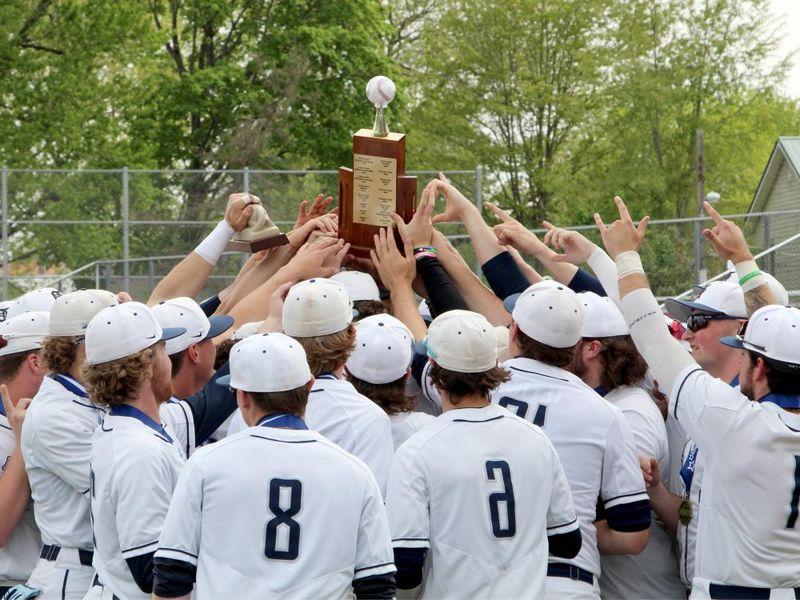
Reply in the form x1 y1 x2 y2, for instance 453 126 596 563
265 478 302 560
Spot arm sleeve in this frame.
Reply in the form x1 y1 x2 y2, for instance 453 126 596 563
115 445 176 563
600 407 651 532
548 529 582 559
181 362 236 445
615 391 668 461
353 573 397 599
154 459 202 566
586 247 620 302
152 557 196 598
198 294 222 317
125 551 155 594
567 268 606 296
668 365 750 453
386 443 431 550
481 251 531 299
354 470 397 582
393 548 426 590
416 256 468 317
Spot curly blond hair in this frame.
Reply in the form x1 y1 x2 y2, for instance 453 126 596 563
82 347 154 408
41 336 80 374
294 324 355 376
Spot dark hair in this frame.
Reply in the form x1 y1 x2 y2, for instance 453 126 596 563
0 350 35 381
41 336 80 374
214 338 236 371
248 384 309 416
83 347 155 408
346 372 414 415
748 351 800 395
428 361 510 404
295 324 356 376
515 327 576 368
588 335 648 390
169 349 187 377
353 300 389 322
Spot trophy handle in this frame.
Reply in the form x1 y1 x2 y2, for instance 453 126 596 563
397 176 417 222
338 166 354 246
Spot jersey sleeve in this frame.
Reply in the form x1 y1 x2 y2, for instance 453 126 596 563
354 470 397 581
154 458 203 567
356 415 394 497
159 400 196 459
600 407 650 532
546 441 579 535
114 442 179 559
386 442 430 550
35 411 95 494
668 365 749 453
615 391 667 461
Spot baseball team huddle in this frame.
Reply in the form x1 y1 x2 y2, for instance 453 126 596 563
0 175 799 600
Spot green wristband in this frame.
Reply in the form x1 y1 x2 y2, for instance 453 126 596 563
738 270 761 286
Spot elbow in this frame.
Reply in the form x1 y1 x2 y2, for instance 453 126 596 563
625 529 650 555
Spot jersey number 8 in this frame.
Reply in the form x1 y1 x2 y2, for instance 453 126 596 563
265 478 302 560
486 460 516 538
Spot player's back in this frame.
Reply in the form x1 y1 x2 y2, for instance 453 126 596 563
163 426 393 600
492 357 647 577
388 404 577 599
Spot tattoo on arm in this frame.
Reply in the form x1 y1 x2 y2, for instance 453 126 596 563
744 282 777 317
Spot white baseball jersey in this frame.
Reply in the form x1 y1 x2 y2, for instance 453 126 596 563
598 385 685 599
388 411 436 449
21 374 103 549
670 365 800 592
305 375 394 495
89 405 185 600
0 413 40 585
155 420 395 599
160 397 196 457
492 357 648 578
387 404 578 599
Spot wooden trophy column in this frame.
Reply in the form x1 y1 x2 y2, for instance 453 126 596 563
338 129 417 257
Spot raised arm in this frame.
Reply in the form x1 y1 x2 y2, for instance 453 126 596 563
147 193 258 306
0 386 31 547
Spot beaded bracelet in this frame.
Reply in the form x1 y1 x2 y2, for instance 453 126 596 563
413 246 437 255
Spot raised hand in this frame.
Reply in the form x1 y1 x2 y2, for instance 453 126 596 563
398 181 436 247
294 194 336 229
542 222 598 265
371 221 416 291
1 384 31 444
225 192 262 232
639 455 661 490
431 172 475 224
285 237 349 280
287 213 338 249
484 202 547 256
261 281 294 333
594 196 650 259
701 201 752 263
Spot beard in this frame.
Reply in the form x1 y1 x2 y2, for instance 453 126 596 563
569 352 588 379
151 369 173 404
740 377 755 401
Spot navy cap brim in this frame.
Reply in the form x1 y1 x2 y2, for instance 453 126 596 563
663 298 723 322
719 335 745 350
503 293 521 314
161 326 186 342
215 373 232 387
204 315 234 340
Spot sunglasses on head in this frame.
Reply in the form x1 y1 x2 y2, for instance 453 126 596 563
686 313 739 332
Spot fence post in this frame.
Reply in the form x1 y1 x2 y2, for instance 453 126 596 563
243 167 250 194
148 258 155 292
2 167 8 300
95 262 100 288
473 165 483 273
763 215 772 274
122 167 130 292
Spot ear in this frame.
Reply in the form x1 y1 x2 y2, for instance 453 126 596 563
584 339 602 359
187 343 201 365
508 321 520 344
754 356 769 383
236 388 249 411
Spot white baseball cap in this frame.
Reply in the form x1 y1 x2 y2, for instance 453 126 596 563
232 321 265 341
665 281 747 321
217 333 312 392
0 311 51 357
49 289 119 337
7 287 62 319
331 271 381 302
720 305 800 371
502 279 561 313
0 300 15 323
578 292 629 338
426 310 497 373
85 302 186 365
346 315 414 384
151 297 234 356
494 326 511 363
512 282 584 348
282 278 353 337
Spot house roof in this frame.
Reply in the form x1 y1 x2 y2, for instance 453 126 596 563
749 137 800 214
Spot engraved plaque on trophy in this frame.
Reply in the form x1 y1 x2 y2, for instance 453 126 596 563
338 76 417 257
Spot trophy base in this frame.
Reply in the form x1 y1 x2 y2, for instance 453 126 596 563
228 233 289 253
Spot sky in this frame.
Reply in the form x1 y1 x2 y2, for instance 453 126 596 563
770 0 800 98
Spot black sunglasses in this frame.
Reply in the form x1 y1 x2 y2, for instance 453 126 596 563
686 313 739 332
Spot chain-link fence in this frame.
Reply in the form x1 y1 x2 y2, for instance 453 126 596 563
2 167 800 303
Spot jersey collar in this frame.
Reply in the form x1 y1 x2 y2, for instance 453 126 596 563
53 373 88 398
758 393 800 410
256 412 308 430
316 372 339 381
593 385 609 397
110 404 174 442
729 374 740 388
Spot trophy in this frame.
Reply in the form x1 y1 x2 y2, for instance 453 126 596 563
338 76 417 257
228 196 289 252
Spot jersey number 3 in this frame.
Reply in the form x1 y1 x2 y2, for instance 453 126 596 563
265 478 302 560
486 460 516 538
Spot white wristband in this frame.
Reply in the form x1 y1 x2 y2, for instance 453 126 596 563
615 251 644 280
734 259 759 280
195 220 235 266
